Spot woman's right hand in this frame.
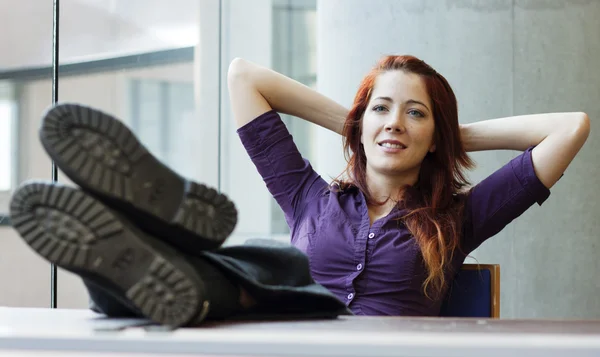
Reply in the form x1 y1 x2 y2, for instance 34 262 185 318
227 58 348 133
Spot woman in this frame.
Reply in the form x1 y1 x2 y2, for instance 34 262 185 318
10 55 589 327
229 54 590 315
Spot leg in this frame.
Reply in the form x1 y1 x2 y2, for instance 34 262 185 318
13 103 348 325
201 243 352 319
83 258 244 322
10 182 210 326
11 182 348 325
84 242 350 322
85 279 142 318
38 103 237 254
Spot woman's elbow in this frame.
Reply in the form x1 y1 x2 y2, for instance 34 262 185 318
228 58 252 84
566 112 591 147
574 112 591 139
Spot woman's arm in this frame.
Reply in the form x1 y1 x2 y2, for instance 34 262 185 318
227 58 348 132
461 112 591 189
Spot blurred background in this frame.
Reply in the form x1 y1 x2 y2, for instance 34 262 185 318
0 0 598 320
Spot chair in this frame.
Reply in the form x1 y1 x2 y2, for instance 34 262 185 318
439 264 500 318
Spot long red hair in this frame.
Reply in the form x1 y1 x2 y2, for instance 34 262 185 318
338 55 474 299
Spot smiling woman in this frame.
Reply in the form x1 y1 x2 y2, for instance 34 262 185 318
360 71 437 186
337 55 474 298
227 53 589 316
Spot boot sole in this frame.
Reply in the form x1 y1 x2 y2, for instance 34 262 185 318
10 182 209 327
39 103 237 250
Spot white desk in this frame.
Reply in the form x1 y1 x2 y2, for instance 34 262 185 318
0 307 599 356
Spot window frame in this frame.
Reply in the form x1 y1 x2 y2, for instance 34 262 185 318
0 81 19 224
0 48 195 226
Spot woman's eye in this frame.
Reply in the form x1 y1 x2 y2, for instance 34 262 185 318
373 105 387 112
408 109 424 117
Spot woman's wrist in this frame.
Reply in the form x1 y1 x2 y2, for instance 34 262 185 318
459 123 474 152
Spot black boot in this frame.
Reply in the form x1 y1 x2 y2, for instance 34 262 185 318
10 182 241 327
84 259 244 324
38 103 237 253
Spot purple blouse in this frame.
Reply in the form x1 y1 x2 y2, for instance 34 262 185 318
237 110 550 316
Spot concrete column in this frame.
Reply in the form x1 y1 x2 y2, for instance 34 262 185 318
316 0 600 319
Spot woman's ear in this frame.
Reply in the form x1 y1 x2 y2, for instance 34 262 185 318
429 144 436 153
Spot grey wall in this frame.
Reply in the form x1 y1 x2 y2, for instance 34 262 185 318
316 0 600 319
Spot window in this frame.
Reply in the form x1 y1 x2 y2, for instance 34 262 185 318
128 78 196 178
0 81 17 215
218 0 318 244
270 0 318 235
0 1 321 310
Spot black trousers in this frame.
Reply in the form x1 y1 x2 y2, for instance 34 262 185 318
86 239 353 322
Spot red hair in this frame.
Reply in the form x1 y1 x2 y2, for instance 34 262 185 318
338 55 474 299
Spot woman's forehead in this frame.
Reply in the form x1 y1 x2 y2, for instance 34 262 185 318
371 71 430 104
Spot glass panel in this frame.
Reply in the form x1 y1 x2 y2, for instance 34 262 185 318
128 78 196 177
0 1 55 308
4 0 317 309
2 0 218 309
270 0 318 235
219 0 318 244
45 0 211 308
0 84 15 192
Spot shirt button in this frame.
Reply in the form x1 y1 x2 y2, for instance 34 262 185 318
347 293 354 300
368 233 375 239
357 263 363 270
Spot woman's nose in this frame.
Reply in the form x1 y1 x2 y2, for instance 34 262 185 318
384 117 405 133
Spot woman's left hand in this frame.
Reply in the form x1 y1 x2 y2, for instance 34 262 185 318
460 112 591 189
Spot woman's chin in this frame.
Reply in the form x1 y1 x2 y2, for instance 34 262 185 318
372 165 418 178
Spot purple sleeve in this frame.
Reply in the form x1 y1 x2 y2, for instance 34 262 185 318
462 147 551 253
236 110 328 226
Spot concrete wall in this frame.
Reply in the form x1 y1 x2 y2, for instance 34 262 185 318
316 0 600 319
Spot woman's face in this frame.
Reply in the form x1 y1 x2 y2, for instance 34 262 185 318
360 70 436 182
